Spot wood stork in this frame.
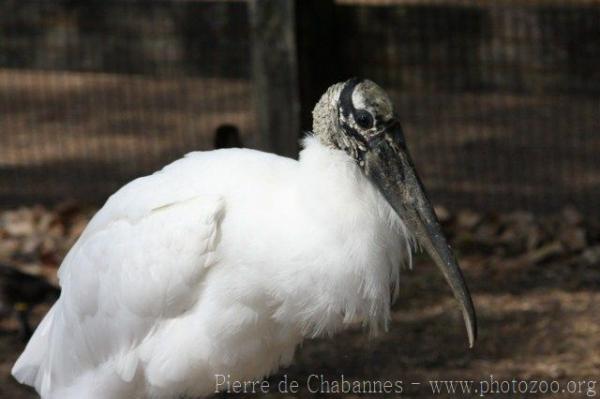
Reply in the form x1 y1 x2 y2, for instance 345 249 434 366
12 78 476 398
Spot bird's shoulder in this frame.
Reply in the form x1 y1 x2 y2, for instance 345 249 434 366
81 147 294 237
55 150 241 315
57 190 225 314
56 146 299 306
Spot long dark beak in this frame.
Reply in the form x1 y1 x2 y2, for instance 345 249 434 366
363 121 477 348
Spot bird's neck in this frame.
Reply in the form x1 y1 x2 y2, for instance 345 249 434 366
297 135 393 218
292 136 408 335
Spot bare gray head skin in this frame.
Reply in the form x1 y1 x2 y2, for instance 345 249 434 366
313 79 393 157
313 78 477 348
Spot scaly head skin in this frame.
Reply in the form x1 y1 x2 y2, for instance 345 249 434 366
313 79 393 159
313 78 477 348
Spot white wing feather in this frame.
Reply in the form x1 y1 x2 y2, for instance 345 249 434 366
13 158 225 398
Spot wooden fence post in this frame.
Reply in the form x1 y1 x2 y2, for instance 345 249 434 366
249 0 300 158
295 0 338 132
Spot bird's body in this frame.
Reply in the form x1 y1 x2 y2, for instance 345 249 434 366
13 79 476 398
13 137 409 398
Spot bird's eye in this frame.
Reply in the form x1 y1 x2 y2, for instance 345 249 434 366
355 110 374 129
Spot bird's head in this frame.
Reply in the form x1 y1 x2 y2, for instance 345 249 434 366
313 78 477 348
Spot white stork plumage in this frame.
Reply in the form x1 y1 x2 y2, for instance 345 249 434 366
13 79 476 399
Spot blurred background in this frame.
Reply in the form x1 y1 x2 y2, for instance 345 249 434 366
1 0 599 398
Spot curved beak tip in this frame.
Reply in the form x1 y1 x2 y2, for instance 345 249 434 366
460 295 477 348
467 317 477 349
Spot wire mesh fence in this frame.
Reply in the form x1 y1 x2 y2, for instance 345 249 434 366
1 0 599 217
330 1 600 215
0 0 255 203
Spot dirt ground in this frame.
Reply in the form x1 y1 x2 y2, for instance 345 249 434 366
0 205 599 398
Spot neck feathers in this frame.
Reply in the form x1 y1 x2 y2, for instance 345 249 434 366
295 136 414 336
